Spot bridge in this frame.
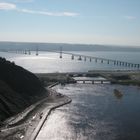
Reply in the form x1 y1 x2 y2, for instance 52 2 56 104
58 51 140 69
75 79 110 84
1 47 140 70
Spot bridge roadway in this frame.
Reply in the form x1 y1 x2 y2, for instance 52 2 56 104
75 79 110 84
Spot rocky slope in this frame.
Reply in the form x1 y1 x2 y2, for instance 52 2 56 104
0 57 47 123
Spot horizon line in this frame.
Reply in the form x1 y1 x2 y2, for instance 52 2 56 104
0 40 140 48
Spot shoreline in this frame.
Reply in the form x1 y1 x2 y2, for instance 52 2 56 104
0 86 72 140
1 70 140 139
36 70 140 86
29 94 71 140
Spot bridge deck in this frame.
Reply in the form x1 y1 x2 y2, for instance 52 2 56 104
75 79 111 84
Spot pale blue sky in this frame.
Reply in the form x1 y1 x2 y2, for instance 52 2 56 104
0 0 140 46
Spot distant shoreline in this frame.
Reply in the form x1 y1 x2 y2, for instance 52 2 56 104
36 70 140 86
0 41 140 52
35 69 140 75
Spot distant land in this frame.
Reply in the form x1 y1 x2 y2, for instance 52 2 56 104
0 41 140 52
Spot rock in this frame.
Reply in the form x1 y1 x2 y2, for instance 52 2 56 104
114 89 123 99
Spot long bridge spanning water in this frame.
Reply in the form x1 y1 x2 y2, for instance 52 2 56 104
58 51 140 69
1 48 140 70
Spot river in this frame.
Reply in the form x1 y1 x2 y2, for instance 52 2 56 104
36 84 140 140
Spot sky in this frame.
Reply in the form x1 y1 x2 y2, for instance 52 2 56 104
0 0 140 46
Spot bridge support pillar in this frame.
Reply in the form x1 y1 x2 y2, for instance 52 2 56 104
101 59 103 63
71 55 74 60
78 56 82 60
95 59 97 63
125 63 127 67
84 57 86 61
107 60 109 64
89 58 92 62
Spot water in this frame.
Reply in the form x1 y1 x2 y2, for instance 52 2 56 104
0 51 140 73
1 48 140 139
37 84 140 140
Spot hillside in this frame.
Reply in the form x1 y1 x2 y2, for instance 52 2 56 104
0 41 140 52
0 57 47 123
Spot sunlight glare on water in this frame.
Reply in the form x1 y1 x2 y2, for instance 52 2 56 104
36 84 140 140
0 51 140 73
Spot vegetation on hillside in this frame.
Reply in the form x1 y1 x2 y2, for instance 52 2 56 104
0 57 47 123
